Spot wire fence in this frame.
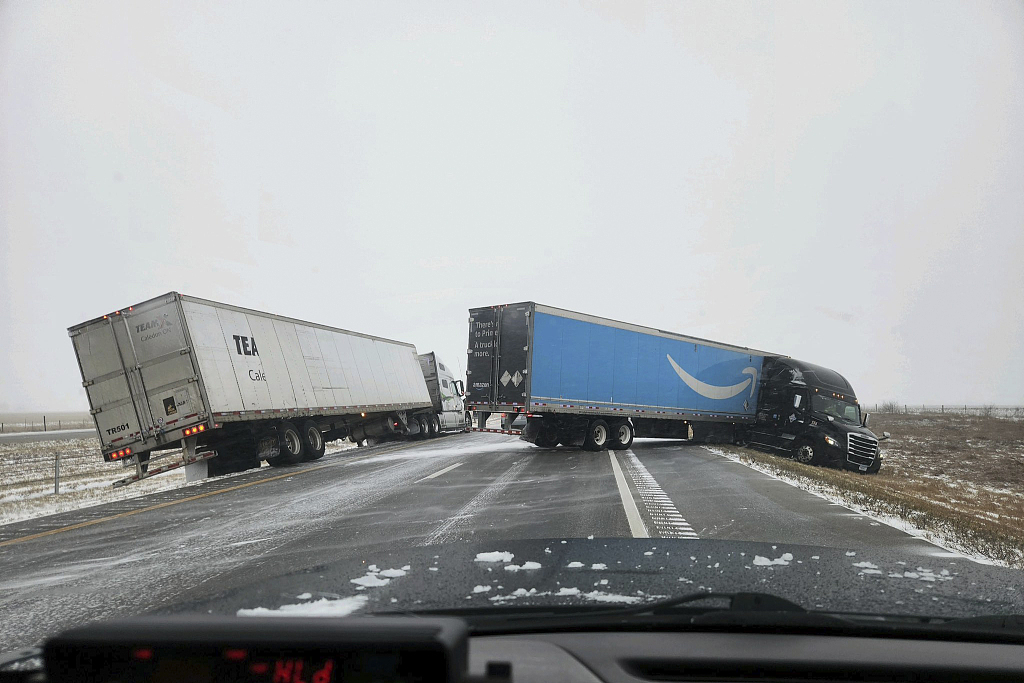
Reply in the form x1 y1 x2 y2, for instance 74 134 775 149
869 404 1024 418
0 418 95 434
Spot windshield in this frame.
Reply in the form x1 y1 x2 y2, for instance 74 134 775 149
2 0 1023 654
811 395 861 425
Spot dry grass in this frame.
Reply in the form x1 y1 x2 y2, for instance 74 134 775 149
729 413 1024 567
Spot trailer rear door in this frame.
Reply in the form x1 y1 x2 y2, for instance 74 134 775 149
495 303 531 407
71 318 145 453
466 303 532 408
466 307 497 406
70 294 206 457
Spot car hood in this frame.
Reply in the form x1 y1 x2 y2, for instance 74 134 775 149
160 538 1024 621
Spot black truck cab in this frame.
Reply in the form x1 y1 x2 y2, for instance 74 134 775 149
746 358 887 473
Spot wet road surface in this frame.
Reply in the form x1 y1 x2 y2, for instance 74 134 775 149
0 432 962 650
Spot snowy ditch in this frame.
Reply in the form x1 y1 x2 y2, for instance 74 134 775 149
0 437 357 526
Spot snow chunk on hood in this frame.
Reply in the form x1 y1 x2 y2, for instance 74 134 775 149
472 585 491 593
566 561 584 568
378 568 407 578
752 553 794 566
475 551 514 563
238 595 368 617
351 573 390 587
504 561 542 572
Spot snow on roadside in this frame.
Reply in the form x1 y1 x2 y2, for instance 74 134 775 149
703 445 1003 567
0 437 356 527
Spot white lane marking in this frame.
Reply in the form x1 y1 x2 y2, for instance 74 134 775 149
421 458 532 545
609 452 649 538
623 449 698 539
415 462 464 483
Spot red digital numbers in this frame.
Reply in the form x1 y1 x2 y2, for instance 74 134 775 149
270 659 335 683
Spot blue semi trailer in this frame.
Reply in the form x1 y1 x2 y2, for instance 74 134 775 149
466 302 772 451
466 302 885 472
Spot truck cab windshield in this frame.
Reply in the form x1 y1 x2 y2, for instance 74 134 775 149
811 394 861 425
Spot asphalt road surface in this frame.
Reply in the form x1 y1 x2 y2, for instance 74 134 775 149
0 432 963 651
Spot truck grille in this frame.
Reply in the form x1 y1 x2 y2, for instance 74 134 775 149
847 433 878 467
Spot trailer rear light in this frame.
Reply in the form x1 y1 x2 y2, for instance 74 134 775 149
183 426 206 436
198 424 205 432
110 447 132 460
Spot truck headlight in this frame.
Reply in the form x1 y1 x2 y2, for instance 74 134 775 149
824 435 839 447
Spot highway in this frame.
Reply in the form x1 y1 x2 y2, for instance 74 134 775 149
0 432 970 651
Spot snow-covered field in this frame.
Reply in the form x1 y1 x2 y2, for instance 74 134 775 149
0 436 355 526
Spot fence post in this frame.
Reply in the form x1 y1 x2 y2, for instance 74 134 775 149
54 453 61 494
44 415 47 432
904 404 907 414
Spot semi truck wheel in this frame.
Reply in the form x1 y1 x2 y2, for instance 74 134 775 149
428 414 440 438
794 441 819 466
583 419 610 451
609 421 634 450
301 420 326 461
417 415 430 439
268 421 304 466
464 412 472 432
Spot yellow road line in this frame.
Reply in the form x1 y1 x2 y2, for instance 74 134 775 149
0 441 421 548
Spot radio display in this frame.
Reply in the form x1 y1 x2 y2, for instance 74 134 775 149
44 616 466 683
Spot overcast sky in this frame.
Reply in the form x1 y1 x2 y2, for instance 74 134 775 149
1 1 1023 412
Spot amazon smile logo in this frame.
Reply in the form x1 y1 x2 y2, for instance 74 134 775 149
666 355 757 400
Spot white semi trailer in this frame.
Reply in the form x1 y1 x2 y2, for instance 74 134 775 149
68 292 469 485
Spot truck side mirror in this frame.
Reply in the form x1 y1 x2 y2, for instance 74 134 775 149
862 412 870 427
455 380 465 396
880 431 890 440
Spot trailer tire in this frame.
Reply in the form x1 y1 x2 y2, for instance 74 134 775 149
268 421 304 466
583 419 611 451
464 412 472 432
609 421 634 450
415 415 429 439
301 420 326 461
428 413 440 438
535 431 559 448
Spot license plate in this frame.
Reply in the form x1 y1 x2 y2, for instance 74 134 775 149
859 465 868 471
